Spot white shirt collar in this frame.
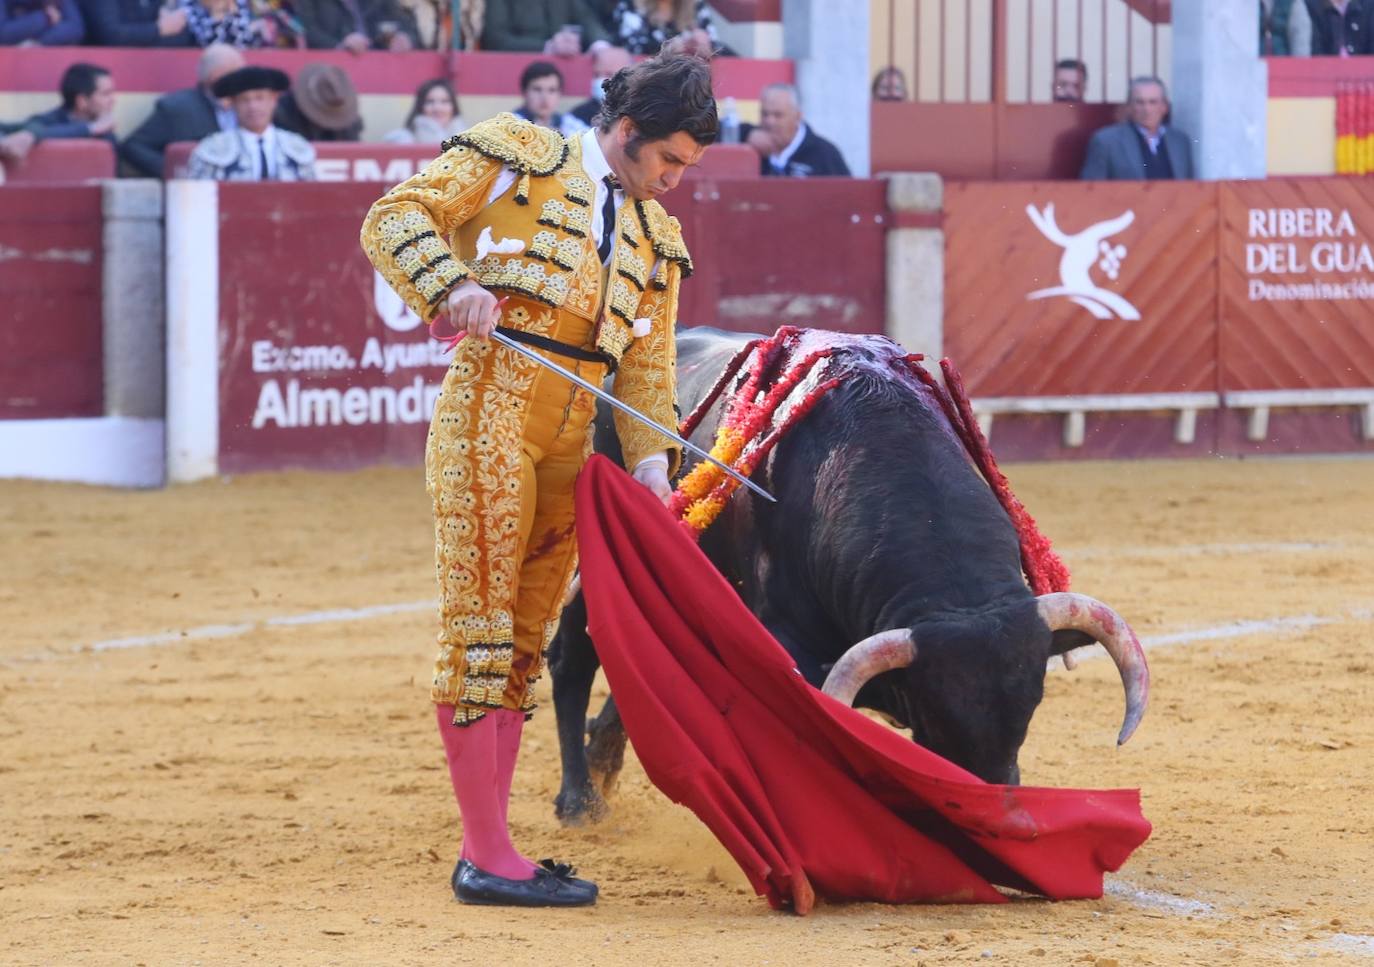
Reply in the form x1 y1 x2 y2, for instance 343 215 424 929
238 126 278 177
770 122 808 170
579 127 613 183
1134 123 1167 153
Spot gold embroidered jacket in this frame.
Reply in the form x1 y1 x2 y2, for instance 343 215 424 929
360 113 690 474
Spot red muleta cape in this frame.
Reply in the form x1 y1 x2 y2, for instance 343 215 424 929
573 455 1151 913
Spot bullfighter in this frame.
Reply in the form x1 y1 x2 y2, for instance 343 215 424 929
360 50 717 907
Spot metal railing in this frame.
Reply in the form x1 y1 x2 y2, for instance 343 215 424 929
871 0 1172 104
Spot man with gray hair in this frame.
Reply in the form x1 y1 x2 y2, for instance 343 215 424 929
742 82 850 178
119 43 244 178
1080 76 1194 180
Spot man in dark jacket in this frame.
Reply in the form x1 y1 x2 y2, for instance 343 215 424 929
119 44 243 177
76 0 190 45
1307 0 1374 55
292 0 418 51
0 0 85 45
481 0 609 53
741 83 850 178
24 62 117 145
1080 76 1194 180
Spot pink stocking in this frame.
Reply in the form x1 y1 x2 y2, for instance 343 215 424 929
435 705 533 880
490 708 540 872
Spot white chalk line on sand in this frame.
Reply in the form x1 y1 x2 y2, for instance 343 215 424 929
1327 934 1374 957
81 600 435 654
1065 540 1348 561
1104 878 1216 917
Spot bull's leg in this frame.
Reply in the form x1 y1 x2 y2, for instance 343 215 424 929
547 594 609 825
585 695 627 799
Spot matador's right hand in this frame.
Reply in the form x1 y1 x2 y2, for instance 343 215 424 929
443 280 502 341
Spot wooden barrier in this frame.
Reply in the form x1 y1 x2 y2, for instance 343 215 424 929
0 185 104 420
0 139 115 185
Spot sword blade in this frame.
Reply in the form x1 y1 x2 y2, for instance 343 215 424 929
488 330 777 504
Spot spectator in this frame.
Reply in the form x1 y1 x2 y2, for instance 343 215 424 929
397 0 445 47
741 83 850 178
481 0 610 54
1262 0 1312 54
607 0 714 56
384 78 464 143
119 43 243 177
570 43 631 125
1 0 83 45
179 0 265 45
1080 76 1194 180
871 66 908 102
0 121 41 167
513 60 588 137
23 63 117 144
76 0 191 45
1053 58 1087 102
292 0 418 51
273 62 362 140
188 65 315 179
1307 0 1372 55
253 0 306 46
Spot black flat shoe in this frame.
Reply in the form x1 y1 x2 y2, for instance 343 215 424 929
536 858 599 899
451 859 597 907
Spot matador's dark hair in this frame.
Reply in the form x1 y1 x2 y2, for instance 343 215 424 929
595 51 719 147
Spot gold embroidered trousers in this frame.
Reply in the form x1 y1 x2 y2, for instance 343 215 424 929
426 300 605 726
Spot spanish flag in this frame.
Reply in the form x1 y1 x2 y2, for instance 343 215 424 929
1336 83 1374 175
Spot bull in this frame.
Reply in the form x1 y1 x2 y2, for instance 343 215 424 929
548 327 1148 824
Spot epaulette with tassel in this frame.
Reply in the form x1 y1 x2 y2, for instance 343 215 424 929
635 199 694 283
443 112 569 206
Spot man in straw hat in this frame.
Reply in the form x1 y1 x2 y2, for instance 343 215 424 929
187 65 316 181
361 47 717 907
274 62 363 142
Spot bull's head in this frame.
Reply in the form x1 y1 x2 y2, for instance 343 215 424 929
821 593 1149 785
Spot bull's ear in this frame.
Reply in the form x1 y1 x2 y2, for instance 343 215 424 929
1050 629 1095 655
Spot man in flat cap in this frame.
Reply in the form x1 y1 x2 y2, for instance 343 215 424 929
188 65 316 181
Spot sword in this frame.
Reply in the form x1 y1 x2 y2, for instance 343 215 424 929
487 329 777 504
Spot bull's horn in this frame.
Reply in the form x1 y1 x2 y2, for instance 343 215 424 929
562 573 582 608
1036 592 1150 746
821 630 917 706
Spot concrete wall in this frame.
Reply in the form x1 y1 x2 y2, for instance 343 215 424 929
784 0 870 176
103 181 165 419
884 172 943 358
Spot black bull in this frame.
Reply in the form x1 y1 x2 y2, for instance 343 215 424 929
548 327 1148 824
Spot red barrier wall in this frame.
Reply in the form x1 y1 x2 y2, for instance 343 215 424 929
0 186 103 419
214 178 887 473
0 139 115 185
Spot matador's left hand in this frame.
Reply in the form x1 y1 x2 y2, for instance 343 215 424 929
632 462 672 506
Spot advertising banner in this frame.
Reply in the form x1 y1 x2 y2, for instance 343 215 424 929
1220 179 1374 390
216 183 447 474
944 180 1220 399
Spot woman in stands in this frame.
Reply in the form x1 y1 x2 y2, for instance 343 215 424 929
180 0 267 47
608 0 716 56
384 78 465 144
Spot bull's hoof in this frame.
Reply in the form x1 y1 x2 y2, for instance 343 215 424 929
588 765 622 800
586 734 626 798
554 786 610 827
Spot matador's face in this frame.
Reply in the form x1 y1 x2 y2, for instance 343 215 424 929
614 125 706 202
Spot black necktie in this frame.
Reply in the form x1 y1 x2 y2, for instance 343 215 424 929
258 136 271 180
597 175 617 264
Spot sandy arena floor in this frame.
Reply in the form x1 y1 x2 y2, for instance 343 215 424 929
1 456 1371 966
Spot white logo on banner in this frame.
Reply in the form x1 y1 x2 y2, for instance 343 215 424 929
373 270 423 332
1025 203 1141 321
